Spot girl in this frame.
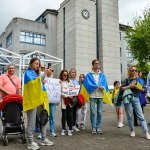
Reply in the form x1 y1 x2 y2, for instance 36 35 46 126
112 81 124 128
60 69 73 136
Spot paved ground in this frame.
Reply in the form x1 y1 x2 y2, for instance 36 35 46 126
1 104 150 150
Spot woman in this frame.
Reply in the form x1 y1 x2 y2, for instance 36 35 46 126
112 81 124 128
122 66 150 139
23 58 53 150
76 74 88 129
133 71 147 126
60 69 73 136
69 68 80 132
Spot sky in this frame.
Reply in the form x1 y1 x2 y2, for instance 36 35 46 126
0 0 150 34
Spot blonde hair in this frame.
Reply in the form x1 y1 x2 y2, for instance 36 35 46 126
128 66 137 78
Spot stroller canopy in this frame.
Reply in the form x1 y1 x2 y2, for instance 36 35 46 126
0 94 22 110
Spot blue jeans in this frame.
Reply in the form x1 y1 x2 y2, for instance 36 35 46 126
90 98 103 129
124 96 148 132
49 103 56 135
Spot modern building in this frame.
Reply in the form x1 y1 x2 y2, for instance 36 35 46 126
0 0 130 84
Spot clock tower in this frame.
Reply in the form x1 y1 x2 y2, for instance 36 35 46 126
57 0 121 84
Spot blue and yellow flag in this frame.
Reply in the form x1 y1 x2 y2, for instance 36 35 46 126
23 68 49 115
80 72 112 104
137 78 143 90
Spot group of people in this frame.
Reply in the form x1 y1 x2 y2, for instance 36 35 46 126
1 58 150 150
112 66 150 139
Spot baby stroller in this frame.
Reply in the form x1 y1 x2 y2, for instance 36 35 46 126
0 94 26 145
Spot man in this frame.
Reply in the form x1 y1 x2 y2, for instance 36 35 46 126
83 59 108 134
0 64 21 101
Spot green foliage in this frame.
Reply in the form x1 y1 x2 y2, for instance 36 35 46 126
136 63 150 80
125 9 150 66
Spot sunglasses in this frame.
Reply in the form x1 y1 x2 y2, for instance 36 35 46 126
131 69 137 72
63 74 68 77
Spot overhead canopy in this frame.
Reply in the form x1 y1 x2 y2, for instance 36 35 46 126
0 47 22 79
0 48 63 80
22 50 63 70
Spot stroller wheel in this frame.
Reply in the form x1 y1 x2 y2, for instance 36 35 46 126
3 136 8 146
21 134 27 144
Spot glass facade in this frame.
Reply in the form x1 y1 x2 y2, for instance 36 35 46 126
20 31 46 46
6 33 12 48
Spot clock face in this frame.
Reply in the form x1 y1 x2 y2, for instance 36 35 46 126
82 10 90 19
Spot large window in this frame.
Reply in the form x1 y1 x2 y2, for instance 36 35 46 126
20 31 46 46
6 33 12 48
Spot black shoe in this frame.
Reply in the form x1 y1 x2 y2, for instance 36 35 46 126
134 123 138 126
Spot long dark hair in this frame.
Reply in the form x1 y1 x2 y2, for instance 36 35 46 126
79 74 85 85
29 57 41 76
59 69 69 82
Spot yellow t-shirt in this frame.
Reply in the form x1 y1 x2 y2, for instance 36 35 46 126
112 88 119 100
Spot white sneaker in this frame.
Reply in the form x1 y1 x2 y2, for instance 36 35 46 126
72 126 80 132
80 124 85 130
28 142 40 150
92 128 97 134
97 128 103 134
118 122 124 128
41 138 54 146
146 132 150 140
121 123 125 127
61 129 66 136
37 133 42 139
130 131 135 137
68 130 73 136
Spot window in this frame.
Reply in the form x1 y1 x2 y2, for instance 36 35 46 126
6 33 12 48
20 31 46 46
42 18 46 23
120 63 122 73
120 47 122 57
119 32 121 40
126 47 133 58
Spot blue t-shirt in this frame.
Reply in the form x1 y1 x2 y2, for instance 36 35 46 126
70 78 79 85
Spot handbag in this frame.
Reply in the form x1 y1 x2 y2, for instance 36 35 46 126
38 109 49 126
70 96 78 107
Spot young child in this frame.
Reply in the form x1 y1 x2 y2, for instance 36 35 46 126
112 81 124 128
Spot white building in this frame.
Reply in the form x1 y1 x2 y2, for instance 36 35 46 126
0 0 128 84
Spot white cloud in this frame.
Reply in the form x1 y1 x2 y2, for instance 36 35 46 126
119 0 150 25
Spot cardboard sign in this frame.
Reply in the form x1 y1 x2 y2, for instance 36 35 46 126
44 78 61 104
62 83 80 96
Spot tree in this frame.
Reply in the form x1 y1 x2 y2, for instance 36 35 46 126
125 9 150 67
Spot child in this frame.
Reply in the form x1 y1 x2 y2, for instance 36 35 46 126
112 81 124 128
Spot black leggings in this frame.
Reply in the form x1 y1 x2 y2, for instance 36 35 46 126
73 104 78 126
62 106 73 130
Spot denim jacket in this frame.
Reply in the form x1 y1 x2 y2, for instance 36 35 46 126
122 89 134 103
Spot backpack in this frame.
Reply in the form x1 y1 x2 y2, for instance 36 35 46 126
38 109 49 126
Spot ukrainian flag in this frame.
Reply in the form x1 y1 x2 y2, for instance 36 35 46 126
80 72 112 104
23 68 49 115
137 78 143 90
